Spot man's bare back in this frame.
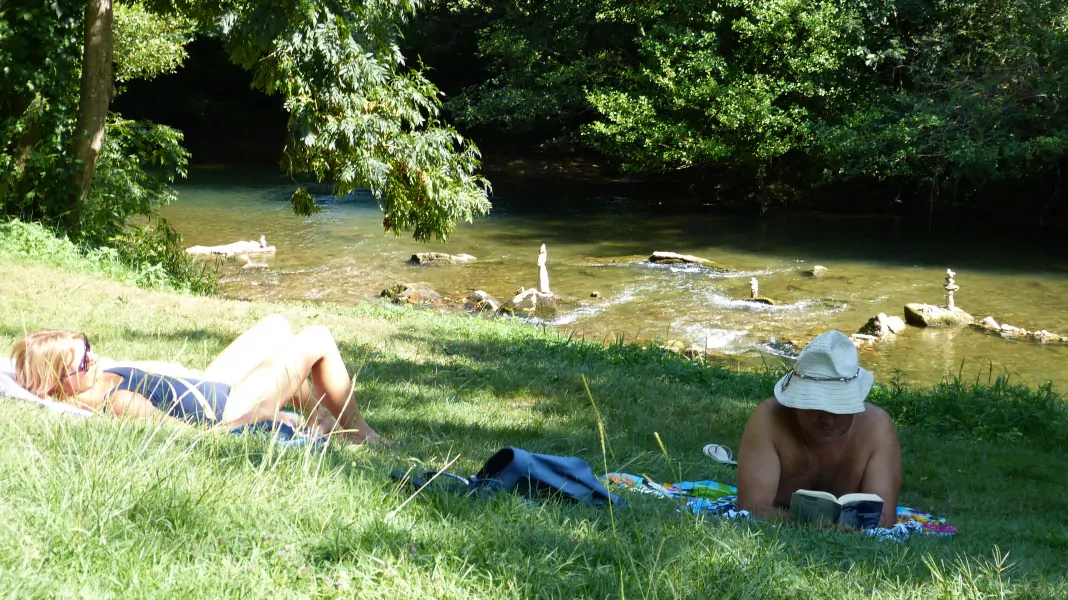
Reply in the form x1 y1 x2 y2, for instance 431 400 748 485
736 397 902 527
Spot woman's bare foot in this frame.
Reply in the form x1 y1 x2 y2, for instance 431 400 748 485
361 431 394 447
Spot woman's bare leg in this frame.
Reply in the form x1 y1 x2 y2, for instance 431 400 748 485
220 326 382 444
204 315 293 385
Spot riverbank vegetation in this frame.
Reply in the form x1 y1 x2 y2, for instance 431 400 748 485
3 231 1068 597
406 0 1068 227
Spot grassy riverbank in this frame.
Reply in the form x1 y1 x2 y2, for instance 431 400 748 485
2 234 1068 598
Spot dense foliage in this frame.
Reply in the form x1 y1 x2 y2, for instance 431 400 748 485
7 0 1068 235
407 0 1068 220
1 0 491 249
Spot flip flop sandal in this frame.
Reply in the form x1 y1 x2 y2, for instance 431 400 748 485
703 443 737 466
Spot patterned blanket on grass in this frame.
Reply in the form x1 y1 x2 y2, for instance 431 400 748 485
603 472 957 541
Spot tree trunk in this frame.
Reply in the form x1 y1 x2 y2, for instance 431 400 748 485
69 0 114 232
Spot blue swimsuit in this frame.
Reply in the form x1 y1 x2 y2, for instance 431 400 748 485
103 366 230 424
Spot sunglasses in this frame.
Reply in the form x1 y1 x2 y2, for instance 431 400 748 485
60 334 91 381
780 367 860 392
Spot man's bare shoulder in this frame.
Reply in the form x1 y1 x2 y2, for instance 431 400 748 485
858 403 898 440
747 397 782 421
744 397 793 433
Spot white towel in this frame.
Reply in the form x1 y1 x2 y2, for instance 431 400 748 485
0 358 92 417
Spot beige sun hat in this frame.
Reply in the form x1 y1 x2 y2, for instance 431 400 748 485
773 330 874 414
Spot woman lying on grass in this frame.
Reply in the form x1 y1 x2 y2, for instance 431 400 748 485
10 315 384 446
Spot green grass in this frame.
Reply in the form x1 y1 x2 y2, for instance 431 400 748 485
2 245 1068 598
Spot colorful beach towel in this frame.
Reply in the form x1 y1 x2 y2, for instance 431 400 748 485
603 472 957 541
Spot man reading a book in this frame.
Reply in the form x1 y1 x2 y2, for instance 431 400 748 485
736 330 902 527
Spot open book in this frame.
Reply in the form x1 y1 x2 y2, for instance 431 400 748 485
790 490 883 530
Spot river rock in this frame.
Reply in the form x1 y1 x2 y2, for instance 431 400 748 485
857 313 906 338
590 291 601 298
500 288 556 317
979 316 1000 330
649 251 730 270
381 283 441 305
803 265 829 278
903 303 974 327
409 252 477 265
187 239 276 257
849 333 878 348
466 290 500 312
1034 330 1061 343
659 340 687 354
238 254 269 270
764 340 802 358
744 297 777 306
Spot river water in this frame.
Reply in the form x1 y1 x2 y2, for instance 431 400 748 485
162 168 1068 391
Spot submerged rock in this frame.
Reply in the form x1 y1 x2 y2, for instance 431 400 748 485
381 283 441 305
648 251 730 270
409 252 477 265
858 313 906 338
903 303 974 327
744 297 776 306
803 265 829 278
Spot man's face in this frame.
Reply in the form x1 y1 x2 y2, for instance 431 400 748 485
795 409 854 443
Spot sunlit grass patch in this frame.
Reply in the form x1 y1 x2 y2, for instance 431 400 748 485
2 253 1068 598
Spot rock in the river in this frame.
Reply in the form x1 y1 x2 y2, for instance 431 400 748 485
1035 330 1062 343
409 252 477 265
659 340 687 354
849 333 879 348
744 297 777 306
903 303 974 327
649 251 730 270
1000 323 1023 334
187 238 276 257
971 317 1068 344
803 265 829 278
381 283 441 305
500 288 557 317
238 254 269 270
857 313 906 338
466 290 500 312
590 291 601 298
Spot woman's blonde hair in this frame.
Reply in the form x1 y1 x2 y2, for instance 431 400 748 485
11 330 82 398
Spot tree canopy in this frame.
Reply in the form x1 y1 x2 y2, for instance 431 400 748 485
6 0 1068 234
405 0 1068 220
1 0 491 243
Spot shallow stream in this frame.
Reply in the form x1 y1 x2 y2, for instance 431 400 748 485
162 168 1068 391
